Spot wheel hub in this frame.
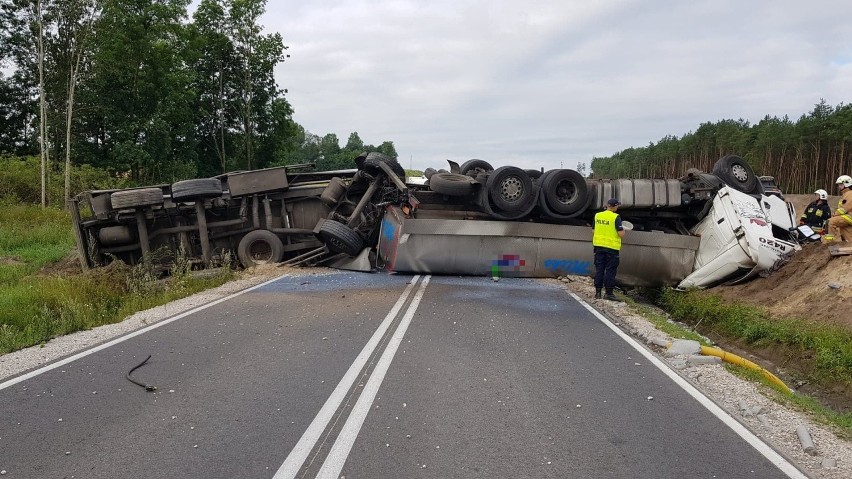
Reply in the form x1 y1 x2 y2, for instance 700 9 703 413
500 177 524 202
732 164 749 182
555 180 577 204
249 240 273 263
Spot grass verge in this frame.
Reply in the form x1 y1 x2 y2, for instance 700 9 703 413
0 204 236 355
645 288 852 437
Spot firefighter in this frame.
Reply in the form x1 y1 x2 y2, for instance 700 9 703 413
826 175 852 242
592 198 626 301
799 189 831 233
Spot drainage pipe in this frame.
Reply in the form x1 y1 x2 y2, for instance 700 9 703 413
699 345 791 393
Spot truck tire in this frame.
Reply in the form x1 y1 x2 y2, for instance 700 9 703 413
525 169 543 180
487 166 535 212
320 177 347 207
363 152 405 179
237 230 285 267
430 172 475 196
424 167 438 179
712 155 759 194
110 188 163 210
542 169 589 215
171 178 223 201
317 220 364 256
354 151 369 170
460 159 493 176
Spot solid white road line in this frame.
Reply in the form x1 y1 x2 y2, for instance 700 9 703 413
273 275 423 479
316 275 431 479
569 292 808 479
0 273 291 391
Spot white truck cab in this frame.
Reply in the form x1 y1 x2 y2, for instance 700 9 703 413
678 187 799 289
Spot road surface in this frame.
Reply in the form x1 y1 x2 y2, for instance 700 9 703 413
0 272 806 478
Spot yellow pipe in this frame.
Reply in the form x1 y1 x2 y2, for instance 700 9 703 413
699 345 791 393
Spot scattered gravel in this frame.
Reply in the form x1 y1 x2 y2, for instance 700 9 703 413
557 274 852 479
2 268 849 478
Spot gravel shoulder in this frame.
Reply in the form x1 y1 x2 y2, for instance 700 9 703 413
2 267 849 477
555 274 851 479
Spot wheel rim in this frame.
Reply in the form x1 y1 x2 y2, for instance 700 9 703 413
555 179 577 205
732 164 749 182
500 176 524 202
248 240 273 263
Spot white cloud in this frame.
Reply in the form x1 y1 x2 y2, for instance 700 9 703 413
241 0 852 171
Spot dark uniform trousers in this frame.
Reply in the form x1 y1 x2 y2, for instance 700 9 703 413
593 247 620 292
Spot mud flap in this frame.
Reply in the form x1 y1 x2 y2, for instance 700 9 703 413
328 247 374 272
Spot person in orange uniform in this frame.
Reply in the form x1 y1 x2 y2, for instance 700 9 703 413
827 175 852 242
592 198 627 301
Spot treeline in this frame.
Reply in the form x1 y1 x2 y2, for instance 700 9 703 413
0 0 396 206
590 99 852 194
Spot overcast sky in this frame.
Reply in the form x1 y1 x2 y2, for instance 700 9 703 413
212 0 852 172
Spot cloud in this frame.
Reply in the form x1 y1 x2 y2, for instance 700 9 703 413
244 0 852 171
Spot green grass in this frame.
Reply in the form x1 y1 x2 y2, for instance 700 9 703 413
0 204 236 354
656 289 852 384
642 288 852 437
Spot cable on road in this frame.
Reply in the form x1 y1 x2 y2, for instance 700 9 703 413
125 355 158 392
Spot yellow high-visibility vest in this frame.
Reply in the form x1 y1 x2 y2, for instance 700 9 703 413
593 210 622 251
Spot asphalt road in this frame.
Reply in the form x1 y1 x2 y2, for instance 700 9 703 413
0 272 806 478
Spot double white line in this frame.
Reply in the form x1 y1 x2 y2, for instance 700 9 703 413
274 274 431 479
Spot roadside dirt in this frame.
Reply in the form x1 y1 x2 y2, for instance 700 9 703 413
707 241 852 331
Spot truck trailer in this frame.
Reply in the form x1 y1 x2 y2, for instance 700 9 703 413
70 153 799 289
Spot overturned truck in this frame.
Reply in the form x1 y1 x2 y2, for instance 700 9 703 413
71 153 799 289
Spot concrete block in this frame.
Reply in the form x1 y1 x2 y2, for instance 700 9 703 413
688 355 722 365
796 425 817 456
666 339 701 356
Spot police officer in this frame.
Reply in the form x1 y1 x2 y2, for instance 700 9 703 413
800 189 831 233
593 198 626 301
827 175 852 242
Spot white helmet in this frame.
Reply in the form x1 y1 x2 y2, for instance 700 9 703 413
815 189 828 200
836 175 852 188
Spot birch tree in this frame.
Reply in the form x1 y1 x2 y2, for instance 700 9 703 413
50 0 99 203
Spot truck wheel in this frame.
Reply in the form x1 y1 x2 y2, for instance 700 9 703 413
363 152 405 179
525 169 543 180
237 230 285 267
354 151 369 169
712 155 759 194
430 172 474 196
317 220 364 256
171 178 223 201
110 188 164 210
320 177 347 207
487 166 535 212
460 159 493 176
542 169 589 215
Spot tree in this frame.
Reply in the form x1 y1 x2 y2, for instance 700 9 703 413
189 0 234 174
344 132 364 151
0 1 38 155
49 0 99 203
229 0 286 170
80 0 198 183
